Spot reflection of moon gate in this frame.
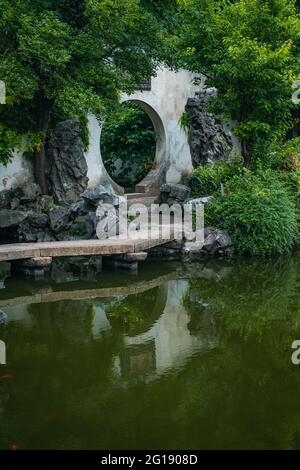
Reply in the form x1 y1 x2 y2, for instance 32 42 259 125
85 68 198 194
1 270 222 379
117 280 219 380
0 340 5 365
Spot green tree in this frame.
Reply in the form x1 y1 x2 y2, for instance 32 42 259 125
172 0 300 164
0 0 169 193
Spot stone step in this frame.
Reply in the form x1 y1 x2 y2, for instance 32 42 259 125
126 195 157 209
126 193 146 200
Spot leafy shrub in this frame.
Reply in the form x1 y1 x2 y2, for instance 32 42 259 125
41 199 58 214
73 222 88 237
273 138 300 205
0 124 21 166
279 170 300 206
207 170 299 256
187 157 243 197
179 111 190 136
275 138 300 173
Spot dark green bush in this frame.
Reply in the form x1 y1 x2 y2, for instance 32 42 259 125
187 157 242 197
272 138 300 206
73 222 88 237
207 170 299 256
275 138 300 173
279 170 300 208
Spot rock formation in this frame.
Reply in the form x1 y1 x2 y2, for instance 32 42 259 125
186 88 233 166
157 183 191 206
46 119 88 204
0 180 127 244
184 227 232 258
81 184 122 207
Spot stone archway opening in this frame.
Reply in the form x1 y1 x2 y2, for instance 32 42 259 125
100 99 167 194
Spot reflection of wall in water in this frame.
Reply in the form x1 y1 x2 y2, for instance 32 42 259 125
2 297 118 339
1 278 222 381
1 304 33 327
120 341 156 379
116 280 220 380
91 302 115 337
0 340 5 365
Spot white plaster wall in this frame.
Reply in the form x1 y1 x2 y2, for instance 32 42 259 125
1 67 199 192
122 67 198 184
0 149 34 191
86 114 105 187
85 67 199 190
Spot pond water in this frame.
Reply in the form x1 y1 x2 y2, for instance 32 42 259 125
0 254 300 450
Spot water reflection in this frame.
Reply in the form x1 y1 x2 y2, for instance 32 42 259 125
0 254 299 449
114 280 221 381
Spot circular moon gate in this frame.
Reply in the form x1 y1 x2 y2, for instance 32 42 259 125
85 68 197 194
100 100 167 194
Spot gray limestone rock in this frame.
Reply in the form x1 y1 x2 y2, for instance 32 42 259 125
157 183 191 206
186 88 233 166
27 213 49 229
19 183 41 204
46 119 88 204
81 183 121 208
186 196 213 211
184 227 232 257
0 209 28 228
0 190 12 209
49 206 72 233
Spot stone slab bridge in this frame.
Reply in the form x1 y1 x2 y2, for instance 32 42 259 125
0 232 176 274
0 237 172 262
